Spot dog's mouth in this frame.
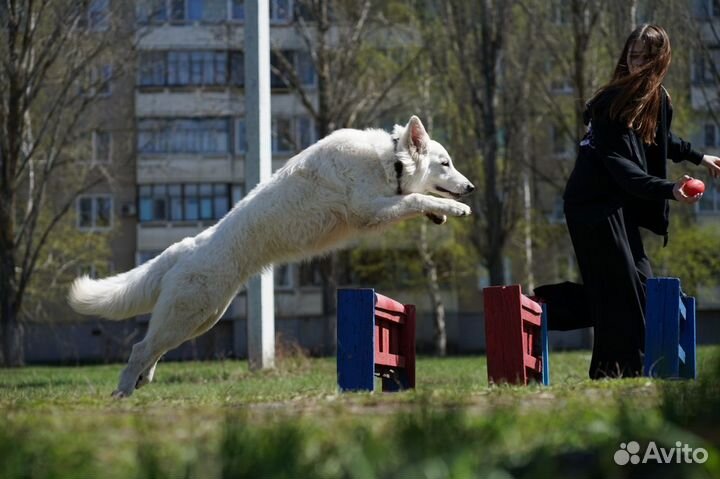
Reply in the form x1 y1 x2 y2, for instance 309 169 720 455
435 185 463 199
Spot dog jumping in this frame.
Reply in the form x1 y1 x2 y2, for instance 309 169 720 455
68 116 475 397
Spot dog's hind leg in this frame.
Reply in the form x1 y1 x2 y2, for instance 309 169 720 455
135 359 160 390
134 308 227 391
112 291 213 398
113 339 160 398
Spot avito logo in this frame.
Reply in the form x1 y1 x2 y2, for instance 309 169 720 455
614 441 708 466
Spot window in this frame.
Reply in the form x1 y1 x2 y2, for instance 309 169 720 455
236 118 247 153
169 184 183 220
170 118 228 153
705 124 717 148
271 50 316 89
184 184 199 220
271 116 314 154
136 0 167 24
93 130 112 163
294 2 314 21
97 64 112 96
77 0 110 31
270 51 291 89
299 260 323 287
168 51 191 85
275 264 293 289
88 0 110 31
77 195 113 230
165 50 227 86
138 119 168 154
231 0 244 21
296 116 314 150
189 51 226 85
272 118 294 153
138 118 229 154
78 64 112 97
188 0 226 22
270 0 292 23
232 185 244 205
205 0 227 21
139 50 238 88
230 51 244 86
170 0 187 21
139 184 232 222
295 50 316 86
139 185 167 221
139 52 166 86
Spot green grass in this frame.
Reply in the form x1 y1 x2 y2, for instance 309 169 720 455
1 348 719 478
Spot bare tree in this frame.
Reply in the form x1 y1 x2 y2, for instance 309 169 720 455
270 0 421 353
429 0 519 286
0 0 133 365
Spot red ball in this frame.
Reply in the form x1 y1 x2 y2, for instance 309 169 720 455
683 179 705 196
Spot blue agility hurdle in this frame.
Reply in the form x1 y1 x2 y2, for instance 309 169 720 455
644 278 697 379
337 288 416 392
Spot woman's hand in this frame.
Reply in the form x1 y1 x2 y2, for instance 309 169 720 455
673 175 703 204
702 155 720 179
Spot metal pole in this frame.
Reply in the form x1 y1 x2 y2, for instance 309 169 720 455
244 0 275 370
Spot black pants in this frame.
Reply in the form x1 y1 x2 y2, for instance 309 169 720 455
534 208 651 379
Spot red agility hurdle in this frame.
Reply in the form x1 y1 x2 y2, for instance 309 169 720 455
483 285 550 385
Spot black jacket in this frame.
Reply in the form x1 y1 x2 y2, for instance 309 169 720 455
563 87 703 237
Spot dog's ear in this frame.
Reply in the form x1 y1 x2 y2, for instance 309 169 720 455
403 116 429 158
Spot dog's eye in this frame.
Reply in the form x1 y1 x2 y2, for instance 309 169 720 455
441 160 450 167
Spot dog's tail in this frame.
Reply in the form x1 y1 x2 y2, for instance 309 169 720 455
68 246 181 320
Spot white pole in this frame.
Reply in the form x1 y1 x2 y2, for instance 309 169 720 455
244 0 275 370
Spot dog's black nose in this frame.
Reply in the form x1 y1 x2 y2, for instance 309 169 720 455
465 183 475 194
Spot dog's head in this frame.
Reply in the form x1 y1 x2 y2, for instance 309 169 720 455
392 116 475 199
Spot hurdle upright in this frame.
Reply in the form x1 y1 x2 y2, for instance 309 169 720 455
337 288 416 392
644 277 697 379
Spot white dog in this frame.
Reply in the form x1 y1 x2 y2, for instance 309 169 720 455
68 116 474 397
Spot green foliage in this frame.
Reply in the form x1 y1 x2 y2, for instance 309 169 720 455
647 217 720 296
349 216 477 291
21 211 112 322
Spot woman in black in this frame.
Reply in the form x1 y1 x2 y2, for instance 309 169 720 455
535 24 720 379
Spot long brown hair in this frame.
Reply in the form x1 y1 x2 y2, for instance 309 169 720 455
589 24 672 143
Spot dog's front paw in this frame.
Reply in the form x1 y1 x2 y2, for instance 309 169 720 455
446 201 471 217
426 213 447 224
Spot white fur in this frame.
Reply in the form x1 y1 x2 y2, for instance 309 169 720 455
67 116 474 397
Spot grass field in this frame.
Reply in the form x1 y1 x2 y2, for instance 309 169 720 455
1 347 720 478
